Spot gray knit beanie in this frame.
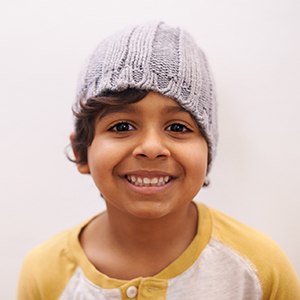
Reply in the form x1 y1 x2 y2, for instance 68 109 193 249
76 21 217 173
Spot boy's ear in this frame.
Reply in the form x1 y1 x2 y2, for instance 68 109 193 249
69 133 90 174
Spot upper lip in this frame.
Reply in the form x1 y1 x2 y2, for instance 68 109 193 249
122 170 176 178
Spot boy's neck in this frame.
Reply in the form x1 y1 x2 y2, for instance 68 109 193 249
80 202 198 280
107 201 197 247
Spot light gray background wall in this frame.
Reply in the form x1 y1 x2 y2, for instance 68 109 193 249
1 0 299 299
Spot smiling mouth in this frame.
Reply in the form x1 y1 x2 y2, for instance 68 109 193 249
126 175 171 187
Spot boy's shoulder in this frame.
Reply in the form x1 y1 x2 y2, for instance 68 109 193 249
208 205 279 251
203 204 300 298
24 222 80 266
17 218 92 300
208 205 285 259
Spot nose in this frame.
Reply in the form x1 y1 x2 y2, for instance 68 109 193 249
132 128 171 160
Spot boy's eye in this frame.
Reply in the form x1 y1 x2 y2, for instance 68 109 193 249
166 123 190 132
110 122 135 132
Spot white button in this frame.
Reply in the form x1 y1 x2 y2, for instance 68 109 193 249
126 286 138 298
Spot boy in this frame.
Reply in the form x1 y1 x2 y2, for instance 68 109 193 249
18 22 300 299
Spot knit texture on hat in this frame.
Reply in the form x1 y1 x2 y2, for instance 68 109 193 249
76 22 217 173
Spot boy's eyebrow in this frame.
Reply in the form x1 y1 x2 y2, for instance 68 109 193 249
162 105 189 114
100 105 138 118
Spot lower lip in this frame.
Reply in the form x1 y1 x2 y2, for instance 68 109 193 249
123 178 174 195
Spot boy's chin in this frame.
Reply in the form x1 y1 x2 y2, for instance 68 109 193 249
121 201 191 221
127 207 171 220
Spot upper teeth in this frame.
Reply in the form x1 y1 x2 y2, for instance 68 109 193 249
127 175 170 186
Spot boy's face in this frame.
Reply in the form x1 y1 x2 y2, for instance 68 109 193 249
77 92 208 220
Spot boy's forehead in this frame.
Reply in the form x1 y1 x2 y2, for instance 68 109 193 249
100 96 190 118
